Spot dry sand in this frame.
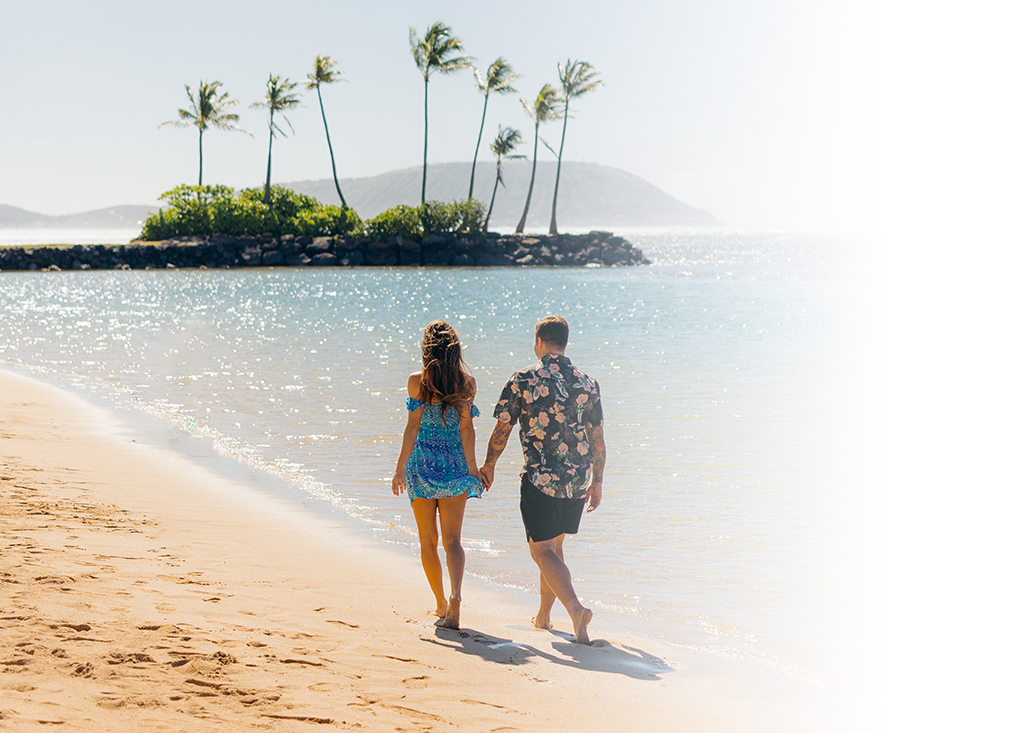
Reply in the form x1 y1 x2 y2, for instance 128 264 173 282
0 368 858 731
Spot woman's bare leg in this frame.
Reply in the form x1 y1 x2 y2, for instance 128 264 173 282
437 492 468 629
411 498 446 616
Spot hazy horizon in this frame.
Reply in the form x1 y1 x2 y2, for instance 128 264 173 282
0 0 870 230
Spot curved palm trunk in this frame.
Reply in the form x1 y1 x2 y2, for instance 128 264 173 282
484 160 502 231
515 123 540 234
317 87 347 208
549 99 570 235
468 92 489 200
263 112 274 206
421 78 429 206
198 128 204 186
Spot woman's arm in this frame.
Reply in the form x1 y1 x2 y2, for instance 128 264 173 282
459 402 481 482
460 377 482 483
392 373 424 496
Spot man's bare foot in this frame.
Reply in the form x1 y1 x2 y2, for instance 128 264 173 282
571 607 593 644
439 596 460 629
532 613 552 630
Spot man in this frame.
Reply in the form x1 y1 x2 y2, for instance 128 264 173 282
479 315 605 644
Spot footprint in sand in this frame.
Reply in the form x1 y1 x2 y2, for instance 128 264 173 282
402 675 430 689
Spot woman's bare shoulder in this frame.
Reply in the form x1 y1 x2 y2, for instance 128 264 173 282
407 372 423 399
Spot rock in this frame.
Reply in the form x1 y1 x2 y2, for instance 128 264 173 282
307 237 334 255
521 237 541 246
366 249 397 266
422 233 448 247
398 237 421 253
261 251 284 266
296 235 313 247
258 232 274 244
453 253 474 267
280 237 302 256
285 253 312 267
423 248 453 266
475 252 513 267
338 250 365 266
240 246 262 266
398 250 422 266
311 252 338 266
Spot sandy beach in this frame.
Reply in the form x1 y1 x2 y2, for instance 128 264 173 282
0 368 858 731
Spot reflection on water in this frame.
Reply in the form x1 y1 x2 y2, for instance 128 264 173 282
0 230 871 690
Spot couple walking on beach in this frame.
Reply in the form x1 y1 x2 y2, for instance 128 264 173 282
391 315 605 643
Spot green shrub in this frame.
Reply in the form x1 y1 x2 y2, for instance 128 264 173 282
294 205 363 237
452 198 485 236
139 184 363 240
365 205 422 241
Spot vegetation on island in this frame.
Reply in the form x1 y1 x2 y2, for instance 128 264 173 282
147 20 602 243
139 185 361 240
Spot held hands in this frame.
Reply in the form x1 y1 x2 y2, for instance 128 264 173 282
392 468 406 496
585 481 603 512
478 465 495 491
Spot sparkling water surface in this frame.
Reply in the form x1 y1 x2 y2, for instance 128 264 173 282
0 229 871 690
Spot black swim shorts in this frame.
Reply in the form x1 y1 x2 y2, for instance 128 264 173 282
519 474 586 543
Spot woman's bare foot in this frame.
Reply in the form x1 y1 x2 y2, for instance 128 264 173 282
532 613 552 630
571 607 593 644
439 596 461 629
434 600 447 618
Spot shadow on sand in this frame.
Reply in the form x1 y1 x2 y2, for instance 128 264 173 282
423 625 674 681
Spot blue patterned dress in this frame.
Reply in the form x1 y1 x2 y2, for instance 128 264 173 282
405 398 484 502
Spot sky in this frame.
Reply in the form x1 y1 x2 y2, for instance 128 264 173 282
0 0 869 228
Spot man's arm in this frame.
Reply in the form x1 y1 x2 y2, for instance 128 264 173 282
584 421 606 512
479 421 514 489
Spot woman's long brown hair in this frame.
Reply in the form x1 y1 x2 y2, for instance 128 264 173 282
419 320 473 422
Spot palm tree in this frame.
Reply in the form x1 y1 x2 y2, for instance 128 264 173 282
307 55 348 208
160 81 248 186
484 126 525 231
410 22 472 206
250 75 302 205
468 57 520 200
549 60 602 235
515 84 562 234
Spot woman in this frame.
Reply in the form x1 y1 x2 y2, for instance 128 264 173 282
392 320 484 629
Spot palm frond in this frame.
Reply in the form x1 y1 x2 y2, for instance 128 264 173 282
486 57 520 95
522 84 563 124
161 80 248 134
557 59 603 100
410 21 472 80
307 55 344 90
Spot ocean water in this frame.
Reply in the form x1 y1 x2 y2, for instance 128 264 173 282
0 228 872 691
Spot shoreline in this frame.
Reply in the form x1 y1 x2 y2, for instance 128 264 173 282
0 367 859 730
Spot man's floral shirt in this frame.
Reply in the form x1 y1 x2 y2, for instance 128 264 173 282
494 353 603 499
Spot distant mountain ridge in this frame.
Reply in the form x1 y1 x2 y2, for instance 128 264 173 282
284 161 718 228
0 204 155 229
0 163 717 229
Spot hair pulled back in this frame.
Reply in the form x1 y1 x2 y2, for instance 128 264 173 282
419 320 474 421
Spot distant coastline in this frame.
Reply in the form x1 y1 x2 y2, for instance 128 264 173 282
0 162 718 232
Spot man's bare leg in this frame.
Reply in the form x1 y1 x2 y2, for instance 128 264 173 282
437 493 468 629
528 536 592 643
411 498 447 617
533 535 565 630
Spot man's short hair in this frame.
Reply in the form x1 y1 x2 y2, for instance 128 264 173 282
535 315 569 349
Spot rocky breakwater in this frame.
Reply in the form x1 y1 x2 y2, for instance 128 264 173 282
0 231 648 272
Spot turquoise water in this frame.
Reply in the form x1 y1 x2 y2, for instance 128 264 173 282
0 229 871 690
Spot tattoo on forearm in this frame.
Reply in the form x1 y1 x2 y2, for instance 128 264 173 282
485 422 513 466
